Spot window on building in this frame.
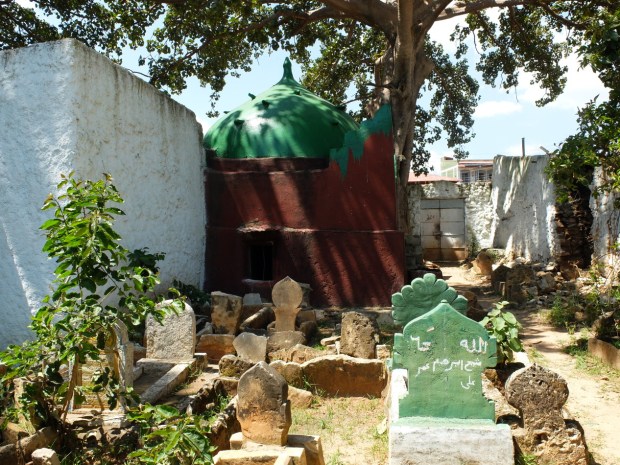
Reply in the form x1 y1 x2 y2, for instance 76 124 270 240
248 243 274 280
461 171 470 183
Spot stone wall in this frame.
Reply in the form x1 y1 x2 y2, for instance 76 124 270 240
590 167 620 269
407 180 493 267
490 155 559 262
0 39 205 346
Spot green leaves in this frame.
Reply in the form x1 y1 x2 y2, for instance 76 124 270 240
480 301 524 364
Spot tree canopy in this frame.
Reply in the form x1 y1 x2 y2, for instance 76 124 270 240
2 0 617 227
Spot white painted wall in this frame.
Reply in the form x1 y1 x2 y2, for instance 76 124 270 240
590 167 620 268
490 155 559 262
0 40 206 347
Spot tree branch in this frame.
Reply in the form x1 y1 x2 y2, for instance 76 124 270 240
439 0 556 20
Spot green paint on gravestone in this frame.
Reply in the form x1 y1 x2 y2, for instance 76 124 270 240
392 301 497 420
391 273 469 326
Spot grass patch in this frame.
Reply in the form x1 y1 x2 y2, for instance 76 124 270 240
564 337 620 390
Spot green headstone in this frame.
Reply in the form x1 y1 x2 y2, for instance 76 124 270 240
391 273 469 326
392 301 497 420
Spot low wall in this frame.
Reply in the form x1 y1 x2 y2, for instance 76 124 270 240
0 39 205 347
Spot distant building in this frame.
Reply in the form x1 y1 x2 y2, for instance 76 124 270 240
439 156 493 183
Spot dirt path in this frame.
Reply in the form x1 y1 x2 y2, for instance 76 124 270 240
442 264 620 465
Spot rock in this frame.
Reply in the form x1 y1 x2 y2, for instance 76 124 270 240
560 263 580 281
219 355 255 378
187 379 229 415
240 306 275 331
0 427 57 465
296 310 317 324
376 344 391 360
269 344 324 364
272 277 303 332
197 322 214 337
491 264 510 293
196 334 236 363
298 321 318 340
287 386 313 409
537 271 557 294
146 300 196 360
31 448 60 465
505 264 538 304
267 331 306 353
237 362 291 446
211 291 243 335
269 360 304 388
133 343 146 363
473 251 493 276
233 333 267 363
1 422 29 444
506 364 589 465
339 312 379 359
300 355 387 397
320 336 340 347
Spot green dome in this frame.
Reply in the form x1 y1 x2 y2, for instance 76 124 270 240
204 59 359 159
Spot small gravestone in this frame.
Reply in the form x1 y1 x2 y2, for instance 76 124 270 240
339 312 379 359
211 291 243 334
236 361 291 446
391 301 497 419
233 332 267 363
391 273 468 326
506 364 589 465
146 300 196 360
73 320 133 411
272 277 303 332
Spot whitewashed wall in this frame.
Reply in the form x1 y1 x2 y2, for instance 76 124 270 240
590 167 620 267
407 180 494 264
490 155 559 262
0 40 205 347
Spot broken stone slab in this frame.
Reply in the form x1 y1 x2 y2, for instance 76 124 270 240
300 355 387 397
506 364 589 465
272 277 303 332
216 376 240 397
146 300 196 360
267 331 306 353
229 432 324 465
138 357 201 405
196 334 236 363
1 422 30 444
319 336 339 347
269 360 304 388
339 311 379 359
213 447 306 465
237 362 292 446
240 306 275 331
287 386 313 409
0 427 57 465
297 321 318 340
269 344 324 364
389 418 513 465
212 291 244 335
219 354 255 378
588 337 620 370
31 447 60 465
295 310 316 325
234 332 267 363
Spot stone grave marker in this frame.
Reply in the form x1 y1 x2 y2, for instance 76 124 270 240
72 320 133 411
272 277 303 332
391 273 468 326
145 300 196 360
233 332 267 363
391 300 497 419
211 291 243 334
506 364 589 465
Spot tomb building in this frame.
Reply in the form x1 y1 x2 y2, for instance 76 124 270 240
203 59 405 306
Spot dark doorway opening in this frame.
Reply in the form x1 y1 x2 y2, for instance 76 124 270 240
248 243 274 280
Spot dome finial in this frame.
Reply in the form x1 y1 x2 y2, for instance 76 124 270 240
278 57 298 85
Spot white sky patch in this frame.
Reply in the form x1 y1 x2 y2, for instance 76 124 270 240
195 116 211 134
474 100 522 118
15 0 36 7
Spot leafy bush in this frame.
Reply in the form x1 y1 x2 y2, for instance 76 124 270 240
480 301 523 364
0 173 177 430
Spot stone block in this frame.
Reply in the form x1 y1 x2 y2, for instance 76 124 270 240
300 355 387 397
240 306 275 331
213 447 306 465
287 386 313 409
146 300 196 360
212 291 244 335
31 447 60 465
139 361 193 405
339 312 379 359
588 337 620 370
219 354 255 378
472 251 493 276
269 344 323 364
389 418 513 465
269 360 304 388
234 333 268 363
287 435 325 465
267 332 306 353
197 334 236 363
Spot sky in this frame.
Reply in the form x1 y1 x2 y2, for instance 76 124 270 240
15 0 610 172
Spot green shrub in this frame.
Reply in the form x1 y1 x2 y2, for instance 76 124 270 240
480 301 524 364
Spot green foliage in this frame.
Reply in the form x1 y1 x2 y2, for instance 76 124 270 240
129 248 166 274
480 301 523 364
126 404 215 465
171 280 210 309
0 173 175 428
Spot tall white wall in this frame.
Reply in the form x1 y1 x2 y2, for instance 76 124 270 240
0 40 205 347
490 155 558 262
590 167 620 267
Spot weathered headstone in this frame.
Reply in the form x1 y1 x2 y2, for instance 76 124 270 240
339 312 379 359
391 301 497 419
391 273 468 326
473 251 493 276
211 291 244 334
272 277 303 332
72 320 133 412
145 300 196 360
233 332 267 363
506 364 589 465
236 362 292 446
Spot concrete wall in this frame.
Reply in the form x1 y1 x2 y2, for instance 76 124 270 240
490 155 559 262
407 180 493 264
590 167 620 267
0 39 205 347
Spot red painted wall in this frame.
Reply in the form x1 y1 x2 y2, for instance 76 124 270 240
205 131 405 307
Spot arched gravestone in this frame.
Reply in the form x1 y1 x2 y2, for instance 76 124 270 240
391 273 468 326
391 301 497 420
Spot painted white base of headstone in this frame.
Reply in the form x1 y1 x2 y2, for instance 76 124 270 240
389 419 514 465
